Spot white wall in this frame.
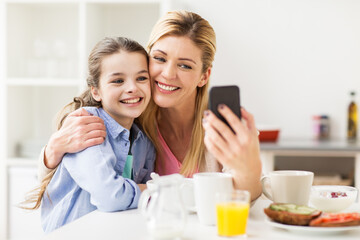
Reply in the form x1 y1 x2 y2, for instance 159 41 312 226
178 0 360 140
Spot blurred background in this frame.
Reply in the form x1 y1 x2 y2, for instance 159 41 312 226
0 0 359 239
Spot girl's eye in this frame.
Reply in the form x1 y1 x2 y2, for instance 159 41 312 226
153 56 166 62
112 79 124 84
137 76 148 81
179 64 192 70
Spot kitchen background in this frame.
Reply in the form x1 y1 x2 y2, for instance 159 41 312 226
0 0 359 239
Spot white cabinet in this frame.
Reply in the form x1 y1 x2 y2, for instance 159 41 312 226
8 167 44 240
6 3 80 80
0 1 167 239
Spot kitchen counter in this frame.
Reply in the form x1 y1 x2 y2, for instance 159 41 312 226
261 139 360 151
260 139 360 197
42 199 360 240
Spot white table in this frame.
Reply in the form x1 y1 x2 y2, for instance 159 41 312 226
260 139 360 192
42 199 360 240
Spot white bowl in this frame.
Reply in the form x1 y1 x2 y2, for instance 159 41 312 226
310 185 358 212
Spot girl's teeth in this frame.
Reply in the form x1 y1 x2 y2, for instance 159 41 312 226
158 82 178 91
122 98 140 104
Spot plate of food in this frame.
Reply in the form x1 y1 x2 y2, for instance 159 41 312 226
265 218 360 234
264 203 360 234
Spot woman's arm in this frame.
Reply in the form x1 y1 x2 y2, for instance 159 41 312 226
44 108 107 169
38 146 52 181
137 184 147 192
202 106 262 201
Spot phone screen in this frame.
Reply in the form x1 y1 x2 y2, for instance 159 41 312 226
208 85 241 130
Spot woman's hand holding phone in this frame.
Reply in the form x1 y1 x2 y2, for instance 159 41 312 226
202 101 262 201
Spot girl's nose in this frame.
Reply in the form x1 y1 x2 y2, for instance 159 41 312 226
161 63 176 80
126 80 138 93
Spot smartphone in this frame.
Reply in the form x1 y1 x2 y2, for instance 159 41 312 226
208 85 241 130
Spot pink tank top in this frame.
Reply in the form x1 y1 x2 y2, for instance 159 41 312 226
155 127 182 176
155 127 199 177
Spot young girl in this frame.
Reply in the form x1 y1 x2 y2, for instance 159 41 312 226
32 37 155 233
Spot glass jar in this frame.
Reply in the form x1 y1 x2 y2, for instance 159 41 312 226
319 115 330 140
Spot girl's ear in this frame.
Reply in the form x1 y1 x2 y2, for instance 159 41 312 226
91 86 102 102
198 67 212 87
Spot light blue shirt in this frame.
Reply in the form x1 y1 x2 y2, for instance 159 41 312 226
41 107 156 233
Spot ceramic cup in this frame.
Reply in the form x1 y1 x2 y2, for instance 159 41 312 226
193 172 233 225
261 170 314 205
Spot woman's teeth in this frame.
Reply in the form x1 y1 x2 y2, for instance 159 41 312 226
121 98 141 104
157 82 179 91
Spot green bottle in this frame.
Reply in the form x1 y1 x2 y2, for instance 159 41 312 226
347 91 358 142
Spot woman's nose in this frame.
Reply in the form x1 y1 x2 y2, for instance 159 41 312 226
161 63 176 80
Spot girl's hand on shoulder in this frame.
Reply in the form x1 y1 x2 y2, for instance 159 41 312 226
45 108 107 169
202 105 262 200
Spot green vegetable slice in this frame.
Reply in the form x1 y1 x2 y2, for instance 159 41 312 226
270 204 316 215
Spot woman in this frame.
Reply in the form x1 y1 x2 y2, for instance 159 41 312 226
39 10 262 201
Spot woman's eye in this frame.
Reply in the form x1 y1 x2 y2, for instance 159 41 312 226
179 64 192 70
153 56 166 62
137 76 148 81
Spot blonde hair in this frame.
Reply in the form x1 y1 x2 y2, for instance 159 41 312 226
139 10 216 176
22 37 149 210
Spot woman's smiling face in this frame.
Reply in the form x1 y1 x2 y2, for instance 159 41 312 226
149 36 209 109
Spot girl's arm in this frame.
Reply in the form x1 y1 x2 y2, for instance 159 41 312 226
202 106 262 201
63 141 140 211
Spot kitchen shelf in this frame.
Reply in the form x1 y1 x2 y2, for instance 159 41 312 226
6 158 38 167
6 2 79 79
85 2 161 53
6 78 81 86
6 85 80 160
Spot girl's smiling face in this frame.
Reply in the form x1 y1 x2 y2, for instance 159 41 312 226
149 36 210 109
91 51 150 129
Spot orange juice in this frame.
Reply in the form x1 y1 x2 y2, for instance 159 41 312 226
216 202 249 236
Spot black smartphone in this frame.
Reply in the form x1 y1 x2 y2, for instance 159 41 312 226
208 85 241 130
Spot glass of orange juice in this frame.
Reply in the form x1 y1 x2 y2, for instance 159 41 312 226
216 190 250 237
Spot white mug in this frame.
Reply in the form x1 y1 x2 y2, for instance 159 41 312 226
193 172 233 225
261 170 314 205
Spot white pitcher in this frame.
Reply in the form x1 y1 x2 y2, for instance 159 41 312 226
139 174 187 240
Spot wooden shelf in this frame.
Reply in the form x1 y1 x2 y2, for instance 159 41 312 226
6 158 38 167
